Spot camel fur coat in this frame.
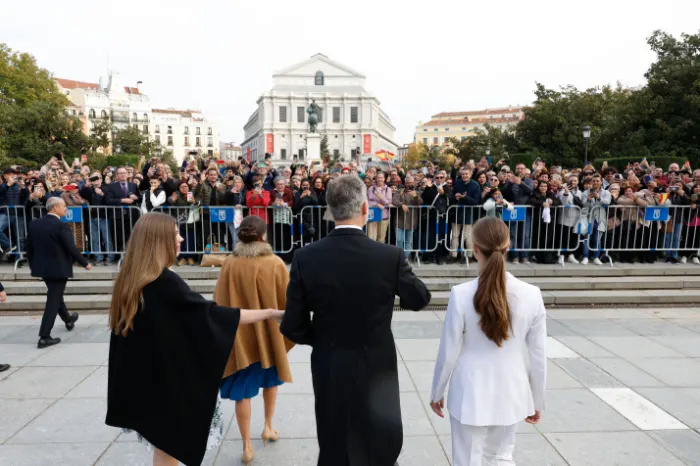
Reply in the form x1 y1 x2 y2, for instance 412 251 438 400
214 241 294 381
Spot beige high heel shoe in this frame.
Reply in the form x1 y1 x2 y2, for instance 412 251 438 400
261 428 279 446
241 446 254 465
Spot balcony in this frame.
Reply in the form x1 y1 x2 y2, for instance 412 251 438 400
111 113 129 123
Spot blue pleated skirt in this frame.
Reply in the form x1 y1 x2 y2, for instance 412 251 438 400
220 362 284 401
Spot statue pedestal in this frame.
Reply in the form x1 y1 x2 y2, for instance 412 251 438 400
306 133 321 164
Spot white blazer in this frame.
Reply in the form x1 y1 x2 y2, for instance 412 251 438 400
430 272 547 426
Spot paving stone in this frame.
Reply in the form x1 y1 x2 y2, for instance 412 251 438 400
215 439 315 465
225 393 317 440
589 358 665 387
439 433 569 465
553 359 625 389
64 365 108 398
545 431 686 465
559 319 640 337
391 321 444 339
26 342 108 367
648 430 700 466
0 343 46 366
636 388 700 429
535 389 635 433
0 442 109 466
286 344 311 363
9 398 119 443
392 310 441 321
0 365 97 399
589 336 685 359
0 398 54 443
0 325 32 341
396 435 449 466
553 336 616 358
649 336 700 357
615 318 698 337
628 358 700 387
395 338 439 361
547 360 583 389
546 319 580 337
95 441 151 466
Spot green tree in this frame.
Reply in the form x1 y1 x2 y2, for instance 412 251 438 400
88 118 112 153
0 43 87 166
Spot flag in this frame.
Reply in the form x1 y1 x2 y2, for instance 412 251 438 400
658 193 669 204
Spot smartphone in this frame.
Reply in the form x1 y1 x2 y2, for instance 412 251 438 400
187 192 193 201
89 175 100 182
422 167 428 175
485 181 491 188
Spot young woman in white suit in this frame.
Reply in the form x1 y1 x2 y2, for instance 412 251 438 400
430 216 547 466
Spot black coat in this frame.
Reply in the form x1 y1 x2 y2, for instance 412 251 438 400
281 228 431 466
25 214 89 279
106 269 240 466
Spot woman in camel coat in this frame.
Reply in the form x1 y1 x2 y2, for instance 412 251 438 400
213 215 294 465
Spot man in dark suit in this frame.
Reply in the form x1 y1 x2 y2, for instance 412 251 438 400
26 197 91 348
281 175 431 466
104 166 140 256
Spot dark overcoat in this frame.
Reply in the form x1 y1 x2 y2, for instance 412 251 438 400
281 228 431 466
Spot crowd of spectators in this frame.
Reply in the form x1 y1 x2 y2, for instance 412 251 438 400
0 151 698 267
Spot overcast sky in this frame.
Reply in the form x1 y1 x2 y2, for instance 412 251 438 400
2 0 698 145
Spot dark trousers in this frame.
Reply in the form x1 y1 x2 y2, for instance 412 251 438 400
39 279 69 337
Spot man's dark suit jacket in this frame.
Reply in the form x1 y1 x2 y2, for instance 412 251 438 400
26 214 89 279
281 227 431 466
104 181 140 206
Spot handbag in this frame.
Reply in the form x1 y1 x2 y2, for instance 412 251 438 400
187 206 201 224
204 234 225 254
200 254 227 267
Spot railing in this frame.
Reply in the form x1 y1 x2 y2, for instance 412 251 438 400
1 204 698 269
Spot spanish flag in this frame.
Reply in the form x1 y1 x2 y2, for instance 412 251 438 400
658 193 669 204
375 150 395 161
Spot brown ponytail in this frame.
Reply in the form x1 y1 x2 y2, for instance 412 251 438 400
472 217 511 347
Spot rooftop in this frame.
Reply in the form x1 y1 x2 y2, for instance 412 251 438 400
55 78 140 94
421 115 523 127
431 106 524 118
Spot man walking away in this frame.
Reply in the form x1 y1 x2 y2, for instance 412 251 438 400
26 197 91 348
282 175 431 466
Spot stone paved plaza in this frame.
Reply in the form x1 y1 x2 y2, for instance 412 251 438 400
2 308 700 465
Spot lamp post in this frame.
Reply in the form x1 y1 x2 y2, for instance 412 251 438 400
485 145 491 164
583 125 591 166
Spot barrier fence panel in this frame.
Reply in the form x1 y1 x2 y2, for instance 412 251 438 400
0 206 28 266
594 205 700 264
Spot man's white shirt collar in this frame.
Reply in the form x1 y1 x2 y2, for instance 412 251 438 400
334 225 363 231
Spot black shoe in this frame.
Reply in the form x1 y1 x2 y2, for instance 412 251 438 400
446 256 457 264
38 337 61 349
0 363 10 372
65 312 79 331
423 257 434 264
460 256 467 265
436 257 445 265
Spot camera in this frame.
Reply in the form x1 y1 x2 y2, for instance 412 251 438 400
89 175 100 182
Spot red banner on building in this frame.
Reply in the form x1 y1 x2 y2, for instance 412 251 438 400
246 147 251 162
266 134 274 154
363 134 371 154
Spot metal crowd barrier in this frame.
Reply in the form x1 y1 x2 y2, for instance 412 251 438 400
592 204 700 265
1 203 698 269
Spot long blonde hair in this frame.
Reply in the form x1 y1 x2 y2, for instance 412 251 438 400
472 217 511 347
109 213 177 336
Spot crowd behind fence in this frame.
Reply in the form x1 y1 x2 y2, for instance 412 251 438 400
1 203 698 269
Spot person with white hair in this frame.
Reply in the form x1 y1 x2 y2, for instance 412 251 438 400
26 197 92 348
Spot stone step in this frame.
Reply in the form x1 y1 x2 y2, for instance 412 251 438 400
2 289 700 312
2 263 700 282
4 275 700 295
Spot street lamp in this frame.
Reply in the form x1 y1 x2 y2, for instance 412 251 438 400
485 145 491 163
583 125 591 166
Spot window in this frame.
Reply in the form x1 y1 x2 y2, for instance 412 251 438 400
167 126 173 134
196 137 201 147
143 113 149 122
167 136 173 146
333 149 340 158
184 126 189 135
89 109 96 118
133 112 137 121
207 150 213 157
155 135 161 144
350 106 359 123
433 137 438 145
184 136 190 146
196 127 201 135
207 127 212 136
298 148 305 159
297 106 305 123
333 107 340 123
101 110 108 119
280 149 287 160
155 125 160 133
434 128 438 132
133 124 138 129
142 125 148 134
423 128 428 132
207 137 213 147
422 138 428 144
279 106 287 123
445 128 449 131
462 127 466 130
315 71 324 85
317 107 323 123
461 136 467 142
72 109 77 115
444 137 449 143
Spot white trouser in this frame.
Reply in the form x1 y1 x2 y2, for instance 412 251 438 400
450 416 517 466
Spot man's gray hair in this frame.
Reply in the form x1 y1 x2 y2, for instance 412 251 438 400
326 175 367 221
46 196 65 212
274 176 286 185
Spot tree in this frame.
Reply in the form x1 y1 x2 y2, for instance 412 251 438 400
0 43 87 166
88 118 112 153
320 134 330 161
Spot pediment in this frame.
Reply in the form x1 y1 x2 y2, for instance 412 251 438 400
273 53 365 78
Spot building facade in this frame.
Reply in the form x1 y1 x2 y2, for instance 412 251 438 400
220 142 242 161
241 53 397 165
150 109 220 163
414 106 525 147
56 73 219 164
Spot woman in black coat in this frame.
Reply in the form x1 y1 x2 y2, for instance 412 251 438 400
106 213 283 466
527 180 562 264
294 178 319 243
